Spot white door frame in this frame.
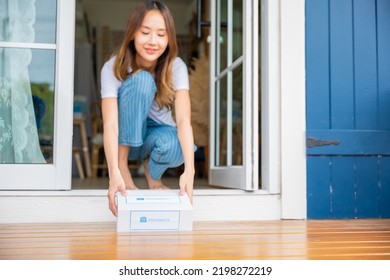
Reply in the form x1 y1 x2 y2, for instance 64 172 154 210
206 0 306 217
261 0 306 218
279 0 306 219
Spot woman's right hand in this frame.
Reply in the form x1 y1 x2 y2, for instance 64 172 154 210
107 169 128 217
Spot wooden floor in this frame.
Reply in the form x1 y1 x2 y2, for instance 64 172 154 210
1 219 390 260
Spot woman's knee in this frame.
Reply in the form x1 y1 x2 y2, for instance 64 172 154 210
118 71 156 104
130 71 156 98
152 132 183 166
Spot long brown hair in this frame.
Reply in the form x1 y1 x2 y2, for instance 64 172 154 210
113 1 178 109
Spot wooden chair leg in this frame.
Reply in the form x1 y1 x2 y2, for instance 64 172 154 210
91 146 99 178
73 149 85 179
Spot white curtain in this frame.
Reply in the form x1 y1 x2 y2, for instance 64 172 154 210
0 0 45 163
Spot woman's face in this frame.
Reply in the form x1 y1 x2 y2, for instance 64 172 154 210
134 10 169 70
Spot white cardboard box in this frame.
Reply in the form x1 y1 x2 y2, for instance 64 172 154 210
117 190 193 232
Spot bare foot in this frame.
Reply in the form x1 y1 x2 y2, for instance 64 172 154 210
126 185 139 190
144 159 170 190
149 184 170 190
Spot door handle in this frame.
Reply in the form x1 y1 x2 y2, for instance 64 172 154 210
306 137 340 148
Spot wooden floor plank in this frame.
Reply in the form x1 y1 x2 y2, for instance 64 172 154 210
1 219 390 260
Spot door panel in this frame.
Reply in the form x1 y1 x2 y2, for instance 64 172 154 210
378 0 390 129
306 0 390 218
331 157 356 218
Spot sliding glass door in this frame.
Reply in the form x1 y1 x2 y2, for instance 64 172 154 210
0 0 75 189
209 0 259 190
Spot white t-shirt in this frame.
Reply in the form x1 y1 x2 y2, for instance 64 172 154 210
100 56 189 127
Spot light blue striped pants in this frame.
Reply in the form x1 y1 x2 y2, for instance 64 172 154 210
117 71 184 180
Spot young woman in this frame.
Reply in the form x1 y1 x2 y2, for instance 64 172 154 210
101 1 195 216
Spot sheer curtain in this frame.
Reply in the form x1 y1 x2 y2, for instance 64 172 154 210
0 0 45 163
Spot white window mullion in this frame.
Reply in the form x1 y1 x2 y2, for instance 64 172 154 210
215 0 221 166
227 0 233 166
0 42 56 49
252 0 259 189
54 0 75 188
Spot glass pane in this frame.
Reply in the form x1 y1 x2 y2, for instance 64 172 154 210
233 0 243 61
35 0 57 43
232 64 243 165
0 0 57 44
0 48 56 163
215 75 228 166
217 0 228 74
30 49 56 163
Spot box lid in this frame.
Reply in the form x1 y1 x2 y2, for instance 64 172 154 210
117 190 193 211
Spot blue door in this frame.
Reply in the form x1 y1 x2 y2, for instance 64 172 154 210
306 0 390 218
